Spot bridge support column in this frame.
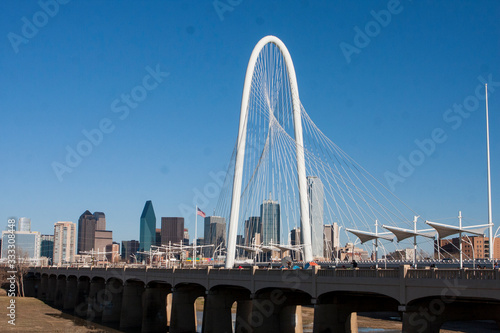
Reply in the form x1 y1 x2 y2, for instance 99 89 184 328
23 276 36 297
63 277 78 310
280 305 303 333
119 280 145 330
142 283 170 333
313 303 358 333
202 290 233 333
55 277 67 308
74 278 90 317
87 279 106 321
102 279 124 324
170 285 205 333
47 276 57 303
235 300 253 333
166 292 172 326
39 275 48 301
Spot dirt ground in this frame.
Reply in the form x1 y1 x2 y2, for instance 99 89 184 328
1 296 498 332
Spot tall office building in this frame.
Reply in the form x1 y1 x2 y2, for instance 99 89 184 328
122 240 140 263
323 223 340 260
78 210 96 254
244 216 261 246
40 234 54 261
18 217 31 232
53 221 76 265
308 176 324 258
260 198 280 245
161 217 184 246
106 242 120 263
203 216 226 256
94 212 106 230
183 229 190 246
94 230 113 260
290 227 301 260
1 231 41 260
140 201 156 253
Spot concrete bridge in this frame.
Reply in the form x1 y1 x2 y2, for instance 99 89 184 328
26 266 500 333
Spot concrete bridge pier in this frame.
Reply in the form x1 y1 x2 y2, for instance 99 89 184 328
312 302 357 333
38 275 49 301
249 290 305 333
119 280 145 330
23 275 37 297
170 284 205 333
142 282 170 333
55 276 67 308
63 276 78 310
102 278 124 324
235 300 253 333
202 289 235 333
74 277 90 317
87 278 106 321
47 275 57 303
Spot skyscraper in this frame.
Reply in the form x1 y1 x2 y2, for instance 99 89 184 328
139 201 156 253
53 221 76 265
203 216 226 256
78 210 96 254
324 223 339 260
308 176 324 258
40 234 54 262
18 217 31 232
244 216 261 246
1 230 40 260
260 198 280 245
290 227 302 261
122 240 140 263
94 230 113 260
161 217 184 246
94 212 106 230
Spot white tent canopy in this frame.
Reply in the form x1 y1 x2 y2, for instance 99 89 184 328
382 225 436 242
345 228 394 244
425 221 492 239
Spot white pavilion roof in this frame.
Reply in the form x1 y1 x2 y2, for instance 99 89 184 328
425 221 492 239
345 228 394 244
382 225 436 242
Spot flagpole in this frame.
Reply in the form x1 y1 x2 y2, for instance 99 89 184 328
486 84 493 261
194 205 197 268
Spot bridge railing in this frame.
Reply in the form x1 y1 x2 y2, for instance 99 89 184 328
317 268 400 278
406 268 499 280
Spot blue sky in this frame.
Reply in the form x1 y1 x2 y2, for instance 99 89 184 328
1 1 499 246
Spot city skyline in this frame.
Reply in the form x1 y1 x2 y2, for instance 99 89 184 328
1 2 499 248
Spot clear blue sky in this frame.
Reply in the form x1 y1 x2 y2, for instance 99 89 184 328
1 1 499 245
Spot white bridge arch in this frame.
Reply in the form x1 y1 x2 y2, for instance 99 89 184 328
225 35 313 268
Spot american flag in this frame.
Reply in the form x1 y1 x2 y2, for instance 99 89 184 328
197 207 206 218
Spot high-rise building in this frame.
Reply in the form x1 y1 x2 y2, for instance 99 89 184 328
308 176 324 258
183 229 190 246
161 217 184 246
78 210 96 254
203 216 226 256
155 228 162 246
260 198 280 245
324 223 340 260
140 201 156 253
121 240 140 263
290 227 301 261
18 217 31 232
244 216 261 246
94 230 113 260
106 242 120 263
1 230 41 260
94 212 106 230
53 221 76 265
40 234 54 262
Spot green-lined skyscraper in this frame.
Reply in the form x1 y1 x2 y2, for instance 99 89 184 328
139 200 156 257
